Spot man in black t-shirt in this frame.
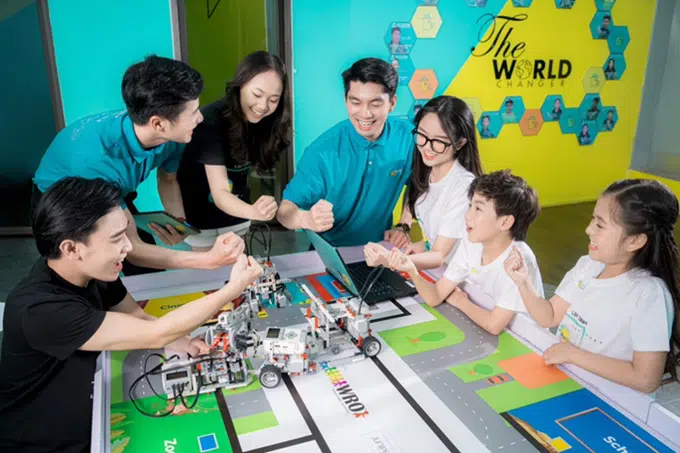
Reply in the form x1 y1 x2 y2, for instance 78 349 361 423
0 177 263 453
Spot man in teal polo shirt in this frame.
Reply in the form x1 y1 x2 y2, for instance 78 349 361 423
277 58 413 247
33 55 243 272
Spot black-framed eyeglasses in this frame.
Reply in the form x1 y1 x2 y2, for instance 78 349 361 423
412 130 452 154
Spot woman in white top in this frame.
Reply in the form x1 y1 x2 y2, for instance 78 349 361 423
505 179 680 393
376 96 483 269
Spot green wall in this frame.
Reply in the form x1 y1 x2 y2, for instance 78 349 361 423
185 0 268 105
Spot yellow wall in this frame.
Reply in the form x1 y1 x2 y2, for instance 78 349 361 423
444 1 656 207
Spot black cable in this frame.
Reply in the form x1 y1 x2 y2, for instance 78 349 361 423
357 266 386 315
129 353 213 418
246 223 272 260
178 363 203 410
143 353 171 399
128 360 177 418
359 266 385 300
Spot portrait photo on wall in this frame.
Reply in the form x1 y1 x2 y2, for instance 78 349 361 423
478 112 502 139
591 12 613 39
598 107 618 132
541 95 566 122
577 121 598 146
580 94 602 121
603 54 626 80
384 22 416 55
499 96 525 124
389 54 415 86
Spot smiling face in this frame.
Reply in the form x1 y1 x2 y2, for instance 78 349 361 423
345 81 396 141
158 99 203 143
585 195 644 266
239 69 283 124
465 193 513 243
415 112 454 167
66 208 133 281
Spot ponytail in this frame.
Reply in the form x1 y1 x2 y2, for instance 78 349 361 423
605 179 680 380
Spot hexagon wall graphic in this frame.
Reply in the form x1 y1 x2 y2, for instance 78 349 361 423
409 69 438 99
411 6 443 38
408 100 428 122
520 110 543 136
598 106 618 132
512 0 533 6
555 0 575 9
541 95 566 122
559 108 581 134
389 54 416 87
576 120 598 146
583 67 606 93
385 22 416 55
499 96 525 124
590 11 613 40
478 112 503 139
595 0 616 11
461 97 483 124
580 94 604 122
603 54 626 80
607 26 630 54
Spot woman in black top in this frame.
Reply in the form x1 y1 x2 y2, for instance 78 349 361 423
178 51 292 249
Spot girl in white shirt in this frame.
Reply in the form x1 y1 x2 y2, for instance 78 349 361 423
505 179 680 393
377 96 483 269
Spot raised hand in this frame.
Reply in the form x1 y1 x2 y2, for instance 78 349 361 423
207 232 245 268
229 255 264 289
251 195 278 221
304 199 334 232
504 246 529 286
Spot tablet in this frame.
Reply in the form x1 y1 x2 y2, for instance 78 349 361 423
133 211 201 235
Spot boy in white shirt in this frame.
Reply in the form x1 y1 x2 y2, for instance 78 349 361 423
367 170 543 335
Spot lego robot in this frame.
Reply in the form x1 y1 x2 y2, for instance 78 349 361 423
254 285 382 389
157 283 381 400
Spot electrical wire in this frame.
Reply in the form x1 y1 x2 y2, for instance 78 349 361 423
357 266 386 315
246 223 272 260
128 356 177 418
129 353 217 418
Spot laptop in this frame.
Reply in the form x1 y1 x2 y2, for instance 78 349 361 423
305 230 418 304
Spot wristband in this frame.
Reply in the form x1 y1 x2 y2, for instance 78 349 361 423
395 223 411 234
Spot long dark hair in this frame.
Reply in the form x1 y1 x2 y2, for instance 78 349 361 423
222 51 291 170
604 179 680 381
407 96 483 216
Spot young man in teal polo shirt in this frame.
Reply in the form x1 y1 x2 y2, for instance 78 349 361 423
277 58 414 248
33 55 244 272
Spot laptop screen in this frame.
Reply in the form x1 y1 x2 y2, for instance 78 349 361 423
305 230 361 296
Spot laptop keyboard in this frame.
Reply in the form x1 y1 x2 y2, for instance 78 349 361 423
348 262 394 298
